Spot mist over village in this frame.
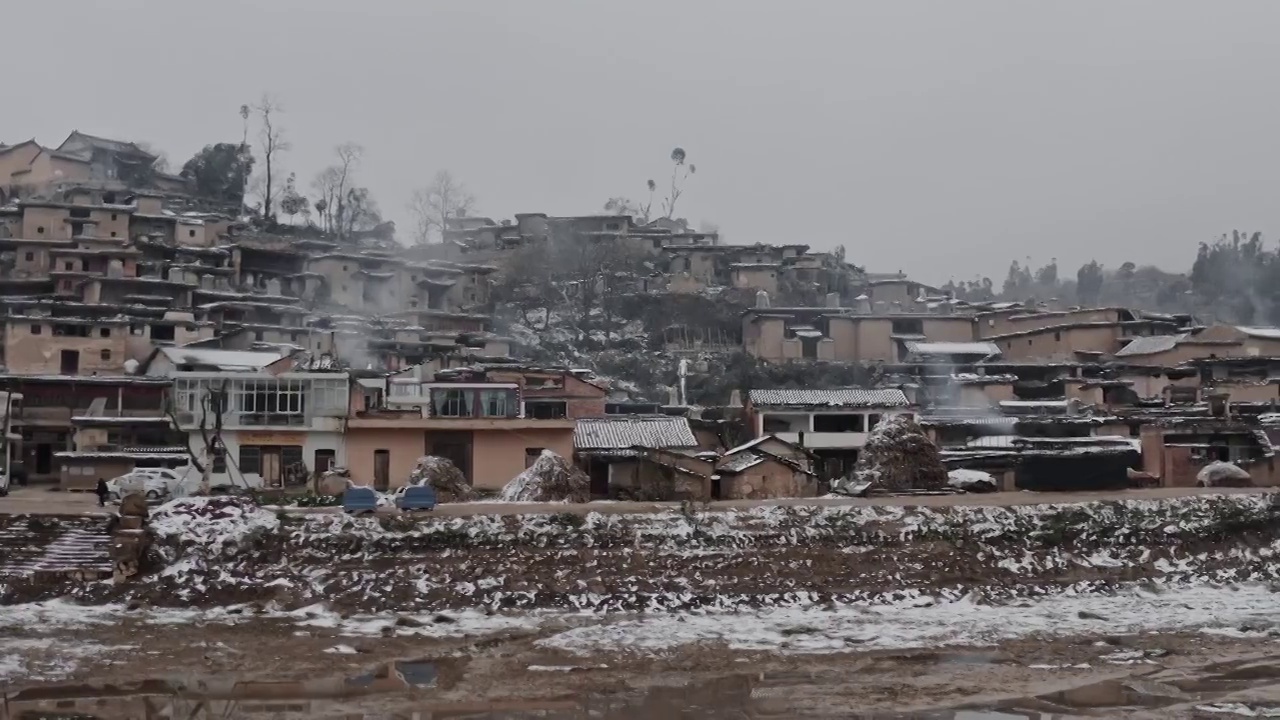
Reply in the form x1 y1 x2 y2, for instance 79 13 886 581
5 3 1280 718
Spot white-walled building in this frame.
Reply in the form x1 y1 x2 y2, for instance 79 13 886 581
145 347 348 487
745 387 915 478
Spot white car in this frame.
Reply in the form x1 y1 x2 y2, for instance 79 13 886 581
107 468 187 503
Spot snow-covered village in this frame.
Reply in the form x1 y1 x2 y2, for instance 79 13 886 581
8 5 1280 718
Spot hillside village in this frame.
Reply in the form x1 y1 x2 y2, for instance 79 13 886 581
0 129 1278 503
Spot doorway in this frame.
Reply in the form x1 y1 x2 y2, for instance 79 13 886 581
60 350 79 374
373 449 390 490
428 431 472 482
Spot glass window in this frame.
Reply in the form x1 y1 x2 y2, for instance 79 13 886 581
479 390 514 418
239 445 260 475
432 389 473 417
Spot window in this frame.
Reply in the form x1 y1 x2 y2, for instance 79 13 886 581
342 265 349 271
111 213 118 221
891 319 923 335
525 448 544 468
64 261 74 271
99 327 110 338
151 324 175 341
868 413 883 429
813 414 865 433
30 324 41 335
100 349 111 361
254 331 264 341
314 449 336 473
432 389 473 417
311 379 349 413
24 252 32 262
36 226 44 234
1054 331 1061 341
110 231 117 238
189 229 196 238
479 389 514 417
525 400 567 419
238 445 260 475
130 324 145 336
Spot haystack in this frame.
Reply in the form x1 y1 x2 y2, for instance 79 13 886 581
1197 461 1252 487
947 468 997 493
500 450 589 503
407 456 475 502
850 415 947 491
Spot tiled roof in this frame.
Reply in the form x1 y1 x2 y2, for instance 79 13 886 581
716 452 767 473
574 416 698 450
748 388 910 408
1238 326 1280 340
1115 334 1185 357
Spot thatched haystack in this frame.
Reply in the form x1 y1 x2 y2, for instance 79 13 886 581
407 456 475 502
500 450 589 503
1197 461 1252 487
851 415 947 491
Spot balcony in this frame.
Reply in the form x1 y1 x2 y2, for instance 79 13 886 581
773 431 869 449
349 412 574 431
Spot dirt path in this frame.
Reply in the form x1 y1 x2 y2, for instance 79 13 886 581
2 485 1273 518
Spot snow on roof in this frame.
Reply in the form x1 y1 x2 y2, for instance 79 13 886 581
1237 326 1280 340
999 400 1071 408
159 346 285 371
716 452 768 473
1116 334 1186 357
748 388 910 408
574 416 698 450
903 341 1000 357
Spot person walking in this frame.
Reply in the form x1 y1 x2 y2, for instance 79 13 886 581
95 478 109 507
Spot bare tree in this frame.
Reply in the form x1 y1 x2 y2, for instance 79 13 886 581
254 94 289 220
661 147 696 219
311 166 341 233
329 142 363 237
407 170 477 244
604 179 657 223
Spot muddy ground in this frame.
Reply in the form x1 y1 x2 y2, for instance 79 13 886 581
8 614 1280 719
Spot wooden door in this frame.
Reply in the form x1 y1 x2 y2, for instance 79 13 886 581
374 449 390 491
261 448 282 487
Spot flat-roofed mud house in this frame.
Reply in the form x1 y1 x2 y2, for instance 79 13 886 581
347 366 606 491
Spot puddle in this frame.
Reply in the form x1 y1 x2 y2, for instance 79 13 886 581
13 655 1280 719
346 658 437 689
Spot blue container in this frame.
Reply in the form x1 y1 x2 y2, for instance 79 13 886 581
343 486 380 514
395 485 437 511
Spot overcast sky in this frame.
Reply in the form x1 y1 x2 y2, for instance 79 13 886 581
7 1 1280 284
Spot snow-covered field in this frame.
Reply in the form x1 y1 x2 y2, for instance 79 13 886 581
5 580 1280 684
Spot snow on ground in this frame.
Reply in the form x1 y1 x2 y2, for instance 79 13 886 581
537 583 1280 656
7 581 1280 669
149 496 279 548
0 638 135 683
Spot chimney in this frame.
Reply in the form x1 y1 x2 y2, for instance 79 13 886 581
854 294 871 314
825 292 840 308
728 389 742 407
755 290 770 309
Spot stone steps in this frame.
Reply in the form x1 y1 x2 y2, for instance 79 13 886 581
0 524 113 576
